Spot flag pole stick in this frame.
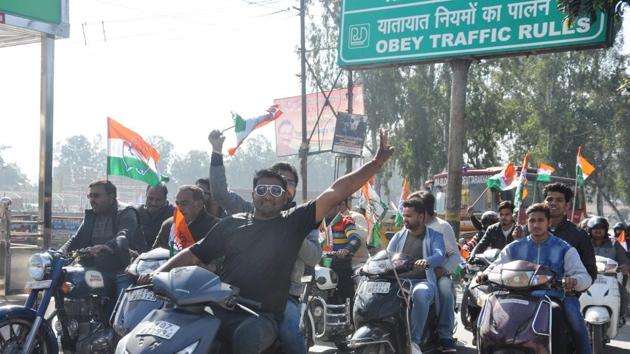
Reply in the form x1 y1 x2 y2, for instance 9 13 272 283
221 125 235 134
571 175 579 222
470 185 490 209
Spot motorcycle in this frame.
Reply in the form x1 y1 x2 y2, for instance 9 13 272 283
299 263 353 351
111 247 170 338
0 236 129 354
459 248 500 340
579 255 624 354
477 260 557 354
115 266 267 354
347 250 440 354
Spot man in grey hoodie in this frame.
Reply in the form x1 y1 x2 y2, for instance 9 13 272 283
208 130 321 354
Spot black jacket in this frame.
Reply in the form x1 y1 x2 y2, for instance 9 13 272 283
153 210 219 250
137 203 175 250
470 222 516 258
59 201 142 271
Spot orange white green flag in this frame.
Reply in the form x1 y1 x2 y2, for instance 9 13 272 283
358 179 389 248
227 106 283 155
576 147 596 187
513 153 529 212
168 208 195 256
107 117 166 186
394 177 411 228
618 230 628 252
486 162 517 191
536 163 556 182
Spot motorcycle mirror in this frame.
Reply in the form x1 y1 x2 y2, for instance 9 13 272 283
458 238 466 245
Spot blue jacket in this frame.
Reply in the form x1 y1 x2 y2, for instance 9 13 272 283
387 227 446 309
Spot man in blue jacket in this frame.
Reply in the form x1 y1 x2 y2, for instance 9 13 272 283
387 198 445 354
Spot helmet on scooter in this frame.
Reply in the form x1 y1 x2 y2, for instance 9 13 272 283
480 211 499 228
586 217 609 233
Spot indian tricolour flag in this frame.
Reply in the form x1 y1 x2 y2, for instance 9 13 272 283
513 153 529 211
536 163 556 182
107 117 164 186
486 162 517 191
227 106 283 155
576 146 596 187
394 177 410 228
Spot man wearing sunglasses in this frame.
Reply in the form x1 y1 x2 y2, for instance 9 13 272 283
142 130 395 354
208 129 320 354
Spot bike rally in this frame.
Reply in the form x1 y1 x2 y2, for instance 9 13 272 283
1 0 630 354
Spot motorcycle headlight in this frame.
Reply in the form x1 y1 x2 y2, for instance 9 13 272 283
174 341 199 354
28 253 52 281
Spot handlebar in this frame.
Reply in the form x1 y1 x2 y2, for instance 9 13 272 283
236 296 262 310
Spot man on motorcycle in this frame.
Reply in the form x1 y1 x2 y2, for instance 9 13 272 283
140 130 394 354
59 179 143 316
543 182 597 354
208 130 322 354
387 197 446 354
586 216 630 318
479 203 592 354
322 199 361 304
409 191 458 353
136 182 174 248
463 209 499 253
469 201 516 259
152 185 219 250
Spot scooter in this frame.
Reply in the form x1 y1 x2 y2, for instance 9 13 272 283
111 247 170 337
347 250 440 354
459 248 500 339
579 255 624 354
477 260 557 354
115 266 264 354
299 263 353 351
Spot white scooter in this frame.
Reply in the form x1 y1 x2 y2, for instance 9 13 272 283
579 255 624 354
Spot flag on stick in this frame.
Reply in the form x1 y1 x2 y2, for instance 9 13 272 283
487 162 517 191
536 163 556 182
359 181 389 248
576 147 596 187
107 117 166 186
618 230 628 252
168 208 195 256
394 177 411 228
227 106 282 155
513 153 529 218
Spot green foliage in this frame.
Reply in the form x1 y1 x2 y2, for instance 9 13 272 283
53 135 106 190
0 146 31 190
170 150 210 186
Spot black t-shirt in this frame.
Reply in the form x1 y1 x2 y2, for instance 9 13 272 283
400 230 426 279
190 201 318 314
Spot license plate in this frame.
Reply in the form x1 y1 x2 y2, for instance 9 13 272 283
365 281 390 294
128 288 157 302
136 321 180 340
25 280 52 290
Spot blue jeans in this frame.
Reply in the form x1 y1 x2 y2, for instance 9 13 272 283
563 295 591 354
278 297 307 354
410 280 436 344
106 272 134 320
437 275 455 341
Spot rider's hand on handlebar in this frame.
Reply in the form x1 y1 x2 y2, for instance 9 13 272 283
87 244 113 256
414 259 429 270
335 249 350 258
619 264 630 275
137 272 154 286
476 273 488 284
562 276 577 292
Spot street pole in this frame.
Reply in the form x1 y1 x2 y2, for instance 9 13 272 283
346 69 353 174
39 33 54 251
445 59 471 236
299 0 309 202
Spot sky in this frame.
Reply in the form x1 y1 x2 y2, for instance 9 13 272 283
0 0 629 183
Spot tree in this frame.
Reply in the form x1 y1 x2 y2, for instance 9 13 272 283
54 135 106 191
558 0 628 21
0 146 31 190
170 150 210 186
146 135 174 178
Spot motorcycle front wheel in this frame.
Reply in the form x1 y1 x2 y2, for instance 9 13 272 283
590 324 605 354
0 317 53 354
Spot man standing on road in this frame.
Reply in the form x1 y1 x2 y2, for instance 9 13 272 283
410 191 458 353
136 182 174 249
140 130 395 354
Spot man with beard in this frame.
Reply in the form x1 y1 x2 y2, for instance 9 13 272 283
470 201 516 258
136 182 174 248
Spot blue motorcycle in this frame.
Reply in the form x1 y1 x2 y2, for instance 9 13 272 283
0 236 129 354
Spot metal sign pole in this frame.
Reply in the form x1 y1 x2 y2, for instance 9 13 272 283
39 33 54 251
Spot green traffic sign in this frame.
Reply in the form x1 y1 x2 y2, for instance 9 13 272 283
0 0 61 25
338 0 612 68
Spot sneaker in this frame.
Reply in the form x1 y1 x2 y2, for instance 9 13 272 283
410 342 423 354
440 338 457 353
